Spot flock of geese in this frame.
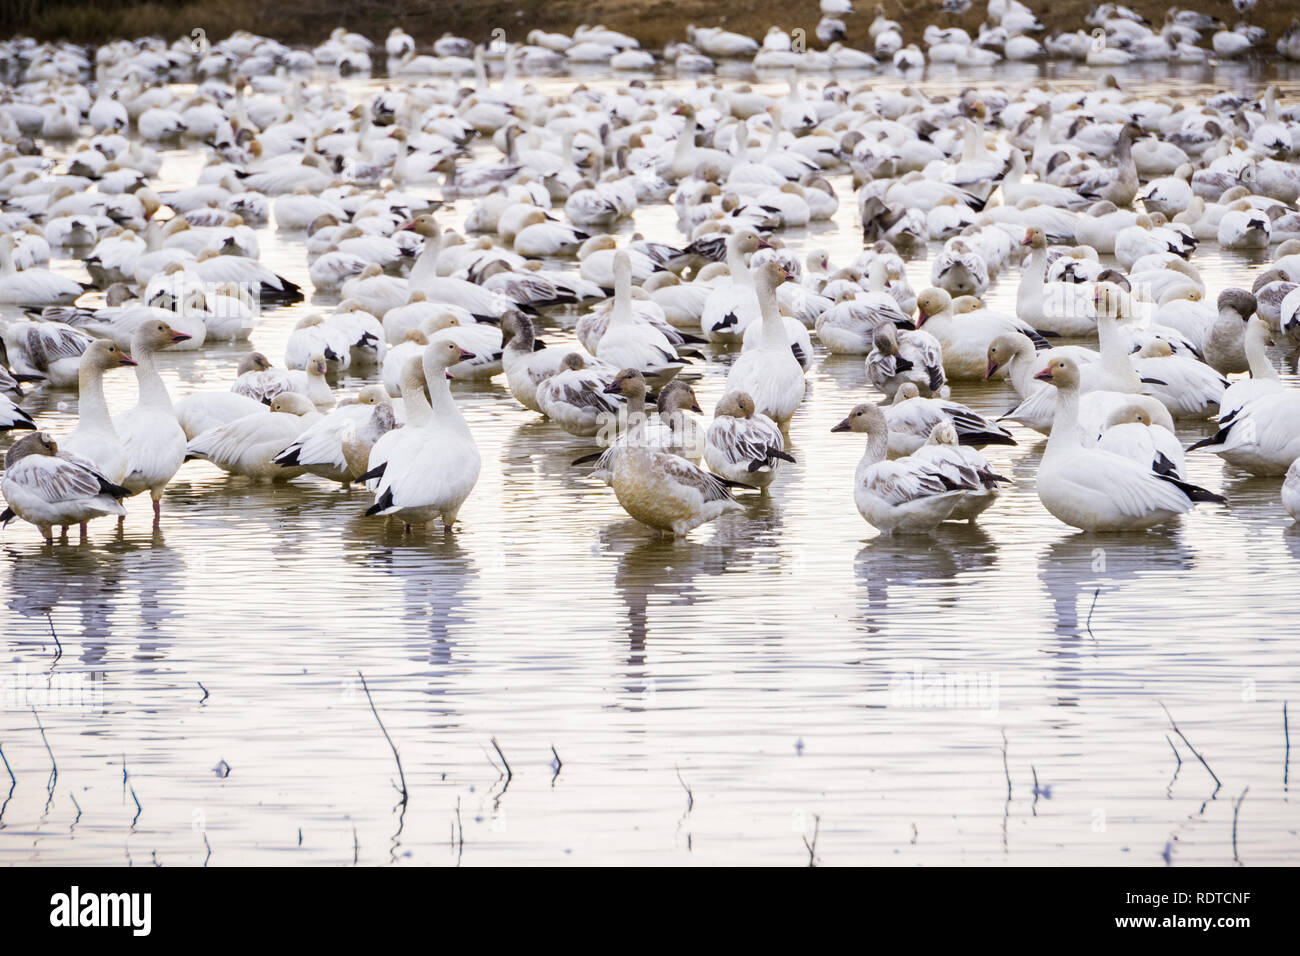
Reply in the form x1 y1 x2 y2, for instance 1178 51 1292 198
2 8 1300 543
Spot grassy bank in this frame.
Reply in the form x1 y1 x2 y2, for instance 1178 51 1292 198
4 0 1294 54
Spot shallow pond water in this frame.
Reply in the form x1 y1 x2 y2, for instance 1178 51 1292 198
1 58 1299 866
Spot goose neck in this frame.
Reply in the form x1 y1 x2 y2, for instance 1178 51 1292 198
133 348 173 411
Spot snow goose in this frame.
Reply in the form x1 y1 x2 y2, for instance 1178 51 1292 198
915 287 1049 381
536 353 624 438
867 322 946 400
815 285 912 355
595 251 687 385
185 393 318 481
0 432 130 542
362 340 481 532
270 386 390 485
1131 339 1228 420
112 319 192 519
883 383 1016 456
0 319 92 388
1016 227 1099 336
704 391 793 492
911 422 1009 523
601 410 743 539
1094 402 1187 480
699 230 770 343
499 311 588 413
579 374 706 479
830 404 972 535
0 234 82 305
1034 356 1225 531
725 261 806 426
58 339 135 485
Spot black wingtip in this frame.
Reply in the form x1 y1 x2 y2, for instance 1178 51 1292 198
355 463 386 483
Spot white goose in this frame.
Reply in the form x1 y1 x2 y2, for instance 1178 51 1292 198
595 251 686 384
0 234 82 305
1 432 130 541
59 339 135 485
699 230 770 343
113 320 192 520
724 261 806 425
883 383 1017 456
831 403 975 534
185 393 319 481
536 353 624 438
915 288 1050 380
704 391 794 491
271 386 391 485
911 422 1009 523
1034 356 1225 531
363 340 481 531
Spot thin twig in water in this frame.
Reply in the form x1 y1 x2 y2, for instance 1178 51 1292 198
353 825 359 865
1031 765 1040 816
356 670 407 805
802 814 820 867
490 737 512 783
675 765 694 813
197 681 209 704
128 785 142 827
69 792 81 832
45 612 62 666
202 831 211 867
1160 702 1222 795
1284 702 1290 791
1085 587 1100 638
1166 735 1182 768
1001 729 1012 799
550 744 562 787
0 743 13 788
1232 786 1249 865
31 708 56 805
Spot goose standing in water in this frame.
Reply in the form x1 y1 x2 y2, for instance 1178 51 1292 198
704 391 793 492
1 432 131 542
113 320 192 521
911 422 1009 523
59 339 136 486
831 404 977 534
363 341 481 532
1034 357 1225 531
599 388 744 538
725 261 806 426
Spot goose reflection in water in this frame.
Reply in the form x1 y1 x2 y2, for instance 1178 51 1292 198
854 523 998 623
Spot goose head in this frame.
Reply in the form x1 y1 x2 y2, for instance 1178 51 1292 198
925 421 959 447
831 402 887 435
892 382 921 404
499 310 534 350
985 332 1031 379
5 431 59 467
657 380 702 415
914 288 952 326
425 338 475 380
558 352 587 373
400 213 440 238
1033 356 1083 389
133 318 191 353
82 338 136 371
238 352 273 375
1217 288 1257 322
602 367 647 400
1021 225 1048 248
269 393 317 416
